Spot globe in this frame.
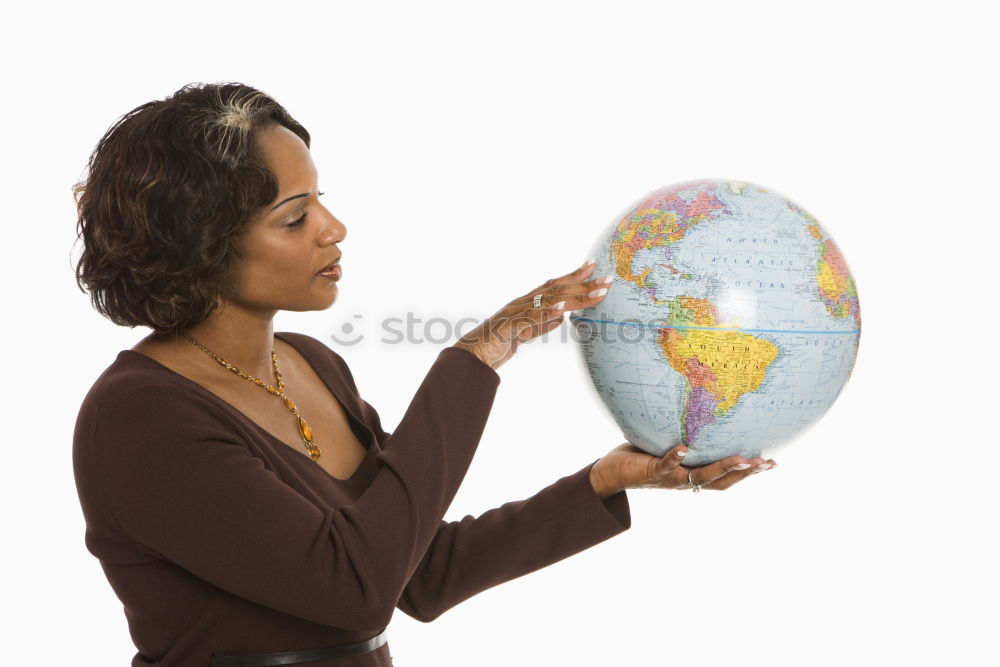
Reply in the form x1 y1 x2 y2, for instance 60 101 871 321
570 178 861 467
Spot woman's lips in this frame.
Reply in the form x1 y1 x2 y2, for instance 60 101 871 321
316 263 341 280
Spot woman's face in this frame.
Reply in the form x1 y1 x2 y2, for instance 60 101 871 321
225 124 346 315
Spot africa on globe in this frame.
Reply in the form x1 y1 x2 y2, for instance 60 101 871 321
571 179 861 467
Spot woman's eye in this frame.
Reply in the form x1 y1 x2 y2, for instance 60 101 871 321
286 192 324 228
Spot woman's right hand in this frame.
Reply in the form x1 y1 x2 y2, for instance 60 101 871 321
589 443 777 499
451 258 612 371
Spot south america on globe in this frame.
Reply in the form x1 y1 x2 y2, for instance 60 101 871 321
571 179 861 467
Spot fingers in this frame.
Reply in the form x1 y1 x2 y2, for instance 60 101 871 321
572 258 598 280
531 259 598 295
511 296 569 342
685 455 748 488
629 444 689 491
563 257 598 282
483 259 615 348
525 260 614 314
653 444 689 477
692 456 778 491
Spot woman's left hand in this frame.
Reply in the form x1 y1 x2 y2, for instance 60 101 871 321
589 442 777 499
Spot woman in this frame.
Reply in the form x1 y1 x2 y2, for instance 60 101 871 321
72 82 776 667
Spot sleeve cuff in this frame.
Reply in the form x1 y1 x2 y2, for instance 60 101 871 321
439 346 500 384
567 459 632 532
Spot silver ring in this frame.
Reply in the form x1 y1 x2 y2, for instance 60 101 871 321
687 468 701 493
532 293 543 308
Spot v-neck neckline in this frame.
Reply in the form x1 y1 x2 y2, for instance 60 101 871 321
117 331 377 484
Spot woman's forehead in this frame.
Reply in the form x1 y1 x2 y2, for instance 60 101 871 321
257 126 317 202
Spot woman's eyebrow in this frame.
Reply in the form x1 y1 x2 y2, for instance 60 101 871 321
269 193 310 212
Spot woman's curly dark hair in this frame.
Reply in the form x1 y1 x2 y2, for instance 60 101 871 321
72 81 311 336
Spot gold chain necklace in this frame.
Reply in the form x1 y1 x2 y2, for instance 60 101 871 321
183 334 322 462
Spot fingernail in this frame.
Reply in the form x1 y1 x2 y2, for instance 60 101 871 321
553 301 565 310
757 463 772 471
581 257 596 270
675 449 687 457
597 274 613 285
588 287 608 298
732 463 751 470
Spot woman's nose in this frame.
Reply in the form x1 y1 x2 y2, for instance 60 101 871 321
320 210 346 244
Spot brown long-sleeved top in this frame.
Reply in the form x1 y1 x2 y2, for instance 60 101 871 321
73 331 631 666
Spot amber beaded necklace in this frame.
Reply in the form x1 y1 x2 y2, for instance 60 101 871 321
183 334 322 462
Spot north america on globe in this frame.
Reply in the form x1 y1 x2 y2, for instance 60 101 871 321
572 179 861 466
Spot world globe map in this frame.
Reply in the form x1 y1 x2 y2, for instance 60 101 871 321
570 179 861 467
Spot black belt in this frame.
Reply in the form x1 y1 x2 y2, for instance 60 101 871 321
211 629 388 666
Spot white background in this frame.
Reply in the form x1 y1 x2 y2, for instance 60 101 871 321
2 1 996 665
